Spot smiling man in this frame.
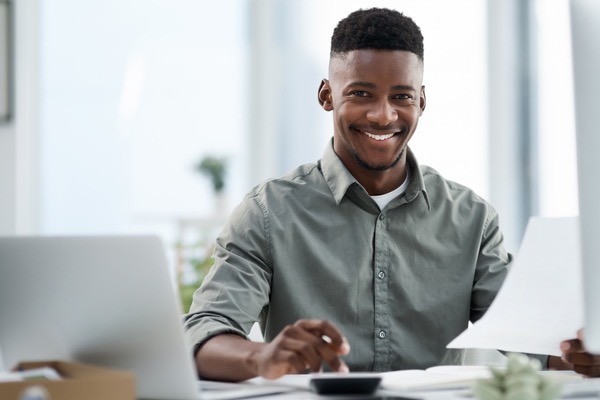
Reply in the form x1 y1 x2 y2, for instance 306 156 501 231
320 48 424 195
183 8 597 382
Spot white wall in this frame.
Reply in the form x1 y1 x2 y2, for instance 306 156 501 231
0 0 39 236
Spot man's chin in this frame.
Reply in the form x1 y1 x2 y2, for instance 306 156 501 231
352 152 404 172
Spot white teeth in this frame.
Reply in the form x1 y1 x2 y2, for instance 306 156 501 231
364 131 395 141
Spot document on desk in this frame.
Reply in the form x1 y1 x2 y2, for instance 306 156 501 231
447 217 584 357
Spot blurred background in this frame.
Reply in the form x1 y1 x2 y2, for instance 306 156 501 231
0 0 578 313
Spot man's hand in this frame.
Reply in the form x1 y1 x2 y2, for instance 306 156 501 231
550 329 600 377
248 319 350 379
195 319 350 382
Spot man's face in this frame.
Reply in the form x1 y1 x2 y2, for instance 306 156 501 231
319 50 426 174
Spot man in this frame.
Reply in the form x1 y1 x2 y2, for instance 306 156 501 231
184 8 599 381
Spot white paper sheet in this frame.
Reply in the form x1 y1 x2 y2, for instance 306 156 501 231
447 217 584 356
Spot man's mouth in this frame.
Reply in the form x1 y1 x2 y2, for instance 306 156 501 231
363 131 397 141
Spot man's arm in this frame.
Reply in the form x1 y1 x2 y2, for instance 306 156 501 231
195 320 350 381
186 194 350 381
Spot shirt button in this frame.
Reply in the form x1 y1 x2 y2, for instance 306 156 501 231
379 214 385 221
378 271 386 279
378 330 386 339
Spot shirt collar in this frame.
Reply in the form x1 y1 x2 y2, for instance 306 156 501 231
321 140 358 205
320 139 431 210
404 148 431 210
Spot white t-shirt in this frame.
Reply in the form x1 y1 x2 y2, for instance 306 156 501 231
370 168 410 210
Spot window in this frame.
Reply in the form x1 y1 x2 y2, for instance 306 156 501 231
38 0 489 251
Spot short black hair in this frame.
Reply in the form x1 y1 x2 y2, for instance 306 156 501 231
330 8 424 61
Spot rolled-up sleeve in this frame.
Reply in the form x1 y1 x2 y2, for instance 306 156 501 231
183 191 273 355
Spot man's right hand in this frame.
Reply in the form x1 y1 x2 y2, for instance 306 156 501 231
248 319 351 379
195 319 350 382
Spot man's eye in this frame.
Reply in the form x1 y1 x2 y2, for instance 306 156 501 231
393 94 412 100
351 90 369 97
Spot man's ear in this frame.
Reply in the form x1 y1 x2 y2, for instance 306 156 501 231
318 79 333 111
420 85 427 115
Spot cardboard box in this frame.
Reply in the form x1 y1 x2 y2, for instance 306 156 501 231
0 360 135 400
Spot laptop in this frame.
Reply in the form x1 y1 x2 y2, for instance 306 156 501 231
0 235 296 400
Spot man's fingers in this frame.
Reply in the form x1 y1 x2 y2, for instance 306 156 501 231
294 319 350 355
281 348 313 374
311 333 349 372
291 320 350 372
561 338 585 353
279 333 326 372
259 348 307 379
564 351 600 367
573 364 600 378
322 334 351 355
255 319 352 380
560 336 600 377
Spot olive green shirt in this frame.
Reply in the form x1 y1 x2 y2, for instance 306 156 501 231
184 142 512 372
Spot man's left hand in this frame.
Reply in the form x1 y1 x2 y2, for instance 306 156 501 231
550 329 600 377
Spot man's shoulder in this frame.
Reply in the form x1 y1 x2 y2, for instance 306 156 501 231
420 164 490 206
248 161 323 198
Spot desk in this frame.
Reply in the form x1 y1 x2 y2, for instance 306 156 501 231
193 384 600 400
193 373 600 400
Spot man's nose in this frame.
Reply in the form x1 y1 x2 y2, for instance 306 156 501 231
366 99 398 125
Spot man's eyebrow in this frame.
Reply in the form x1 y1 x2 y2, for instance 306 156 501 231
391 84 417 91
347 81 376 88
347 82 416 91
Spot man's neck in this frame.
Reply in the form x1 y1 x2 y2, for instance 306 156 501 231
350 164 408 196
